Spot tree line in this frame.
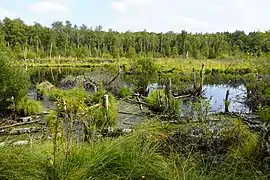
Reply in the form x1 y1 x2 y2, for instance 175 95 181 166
0 17 270 60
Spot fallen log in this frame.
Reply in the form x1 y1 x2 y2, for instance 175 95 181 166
0 120 42 130
173 94 192 99
9 127 41 135
118 111 145 117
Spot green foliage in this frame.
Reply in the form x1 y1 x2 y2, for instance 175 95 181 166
0 51 29 111
45 110 58 134
146 89 181 118
15 97 43 116
36 81 55 95
0 144 51 180
126 47 136 58
87 90 118 129
1 18 270 60
190 98 211 122
258 105 270 123
221 120 259 159
0 120 267 180
146 89 167 112
118 87 132 98
130 58 158 93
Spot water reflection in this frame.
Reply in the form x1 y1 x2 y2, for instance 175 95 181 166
202 84 250 113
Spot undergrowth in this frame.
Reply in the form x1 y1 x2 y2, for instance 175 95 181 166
14 96 43 116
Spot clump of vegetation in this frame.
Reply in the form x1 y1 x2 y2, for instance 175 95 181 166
0 51 29 112
118 87 132 98
87 89 118 129
146 89 180 120
190 97 211 122
36 81 55 95
221 120 259 159
146 89 167 112
129 58 158 94
14 97 43 116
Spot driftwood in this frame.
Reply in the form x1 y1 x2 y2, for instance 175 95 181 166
0 120 42 130
118 111 145 116
9 127 41 135
106 68 121 87
174 94 192 99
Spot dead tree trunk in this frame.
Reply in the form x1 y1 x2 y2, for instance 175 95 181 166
225 90 230 113
50 43 53 59
192 68 196 90
58 55 62 74
103 95 109 111
199 64 205 93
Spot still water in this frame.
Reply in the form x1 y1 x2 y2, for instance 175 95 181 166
202 84 250 113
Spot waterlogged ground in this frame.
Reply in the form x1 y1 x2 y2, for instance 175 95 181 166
28 67 253 125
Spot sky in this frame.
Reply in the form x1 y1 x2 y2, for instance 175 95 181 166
0 0 269 33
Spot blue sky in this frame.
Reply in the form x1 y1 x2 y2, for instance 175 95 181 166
0 0 269 33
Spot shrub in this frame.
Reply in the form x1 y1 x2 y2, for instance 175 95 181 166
87 90 118 129
146 89 167 112
129 58 158 94
0 51 29 112
146 90 181 117
15 97 43 116
118 87 132 98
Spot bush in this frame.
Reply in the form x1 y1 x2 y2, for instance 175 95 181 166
118 87 132 98
146 89 167 112
15 97 43 116
146 90 180 117
129 58 158 94
87 90 118 129
0 51 29 112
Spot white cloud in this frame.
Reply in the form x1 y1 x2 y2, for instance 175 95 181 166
112 0 153 12
111 2 127 12
110 0 270 33
0 7 17 19
28 0 70 13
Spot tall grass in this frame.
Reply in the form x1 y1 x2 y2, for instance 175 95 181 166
15 96 43 116
0 120 268 180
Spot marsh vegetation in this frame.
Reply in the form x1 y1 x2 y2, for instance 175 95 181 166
0 18 270 180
